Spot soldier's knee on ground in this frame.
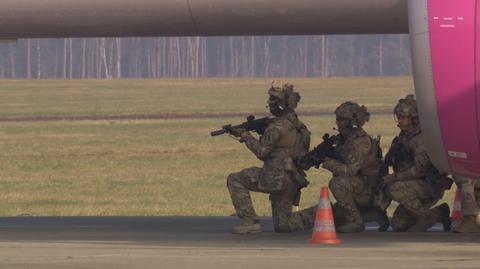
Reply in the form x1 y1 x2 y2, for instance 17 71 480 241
273 221 292 233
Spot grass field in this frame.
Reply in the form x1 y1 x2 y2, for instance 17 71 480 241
0 77 455 217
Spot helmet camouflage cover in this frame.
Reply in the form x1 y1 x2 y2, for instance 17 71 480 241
268 82 301 110
335 101 370 128
394 94 418 118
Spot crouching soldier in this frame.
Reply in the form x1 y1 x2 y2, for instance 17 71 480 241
381 95 452 232
297 102 388 233
226 82 316 234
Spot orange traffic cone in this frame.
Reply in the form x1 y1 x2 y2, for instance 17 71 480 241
309 186 340 244
451 186 463 222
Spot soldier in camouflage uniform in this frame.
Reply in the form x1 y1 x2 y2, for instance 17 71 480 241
383 95 452 232
320 102 386 233
452 177 480 233
226 82 316 234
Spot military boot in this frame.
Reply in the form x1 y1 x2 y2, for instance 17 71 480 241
407 205 443 232
437 203 451 231
452 215 480 233
363 209 390 232
407 207 440 233
332 203 346 228
407 218 434 232
231 219 261 234
336 222 365 233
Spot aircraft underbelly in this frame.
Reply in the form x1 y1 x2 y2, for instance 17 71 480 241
0 0 407 38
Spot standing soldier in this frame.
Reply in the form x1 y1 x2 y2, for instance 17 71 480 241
382 95 452 232
452 177 480 233
226 82 316 234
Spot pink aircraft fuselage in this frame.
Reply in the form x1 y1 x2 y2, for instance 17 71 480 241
409 0 480 178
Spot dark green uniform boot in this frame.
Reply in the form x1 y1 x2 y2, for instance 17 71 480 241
452 215 480 233
336 222 365 233
231 219 262 234
364 209 390 232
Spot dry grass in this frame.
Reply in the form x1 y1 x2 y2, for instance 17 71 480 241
0 77 412 117
0 77 455 216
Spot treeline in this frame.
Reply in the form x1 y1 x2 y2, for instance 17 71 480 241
0 35 411 79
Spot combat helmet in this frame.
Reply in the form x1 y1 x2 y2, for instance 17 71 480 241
334 101 370 128
394 94 419 125
268 82 301 111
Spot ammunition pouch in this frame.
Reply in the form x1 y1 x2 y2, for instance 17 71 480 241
285 157 309 188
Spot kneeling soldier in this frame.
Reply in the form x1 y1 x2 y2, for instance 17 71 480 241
226 82 316 234
382 95 452 232
298 102 388 233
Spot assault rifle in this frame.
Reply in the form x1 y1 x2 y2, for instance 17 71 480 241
380 136 415 177
380 136 398 177
375 136 410 211
296 133 337 170
210 115 272 137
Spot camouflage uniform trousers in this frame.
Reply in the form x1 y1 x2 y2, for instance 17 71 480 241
454 177 480 216
227 167 316 233
329 176 375 226
385 179 439 231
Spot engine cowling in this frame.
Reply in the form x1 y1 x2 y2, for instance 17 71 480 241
409 0 480 178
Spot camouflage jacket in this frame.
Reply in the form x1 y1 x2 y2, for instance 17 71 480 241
322 128 381 178
390 128 434 180
240 112 310 192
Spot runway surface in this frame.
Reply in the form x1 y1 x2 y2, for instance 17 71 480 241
0 216 479 269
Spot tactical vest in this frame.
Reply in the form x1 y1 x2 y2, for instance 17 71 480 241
275 113 311 158
336 129 381 177
360 135 382 177
391 133 416 173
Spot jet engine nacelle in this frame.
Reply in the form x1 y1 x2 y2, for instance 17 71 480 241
409 0 480 179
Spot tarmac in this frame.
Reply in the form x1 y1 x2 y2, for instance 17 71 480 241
0 216 479 269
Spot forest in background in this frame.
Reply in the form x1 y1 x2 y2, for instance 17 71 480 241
0 35 411 79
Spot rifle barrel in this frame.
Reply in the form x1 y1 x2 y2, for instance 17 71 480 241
210 129 227 136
